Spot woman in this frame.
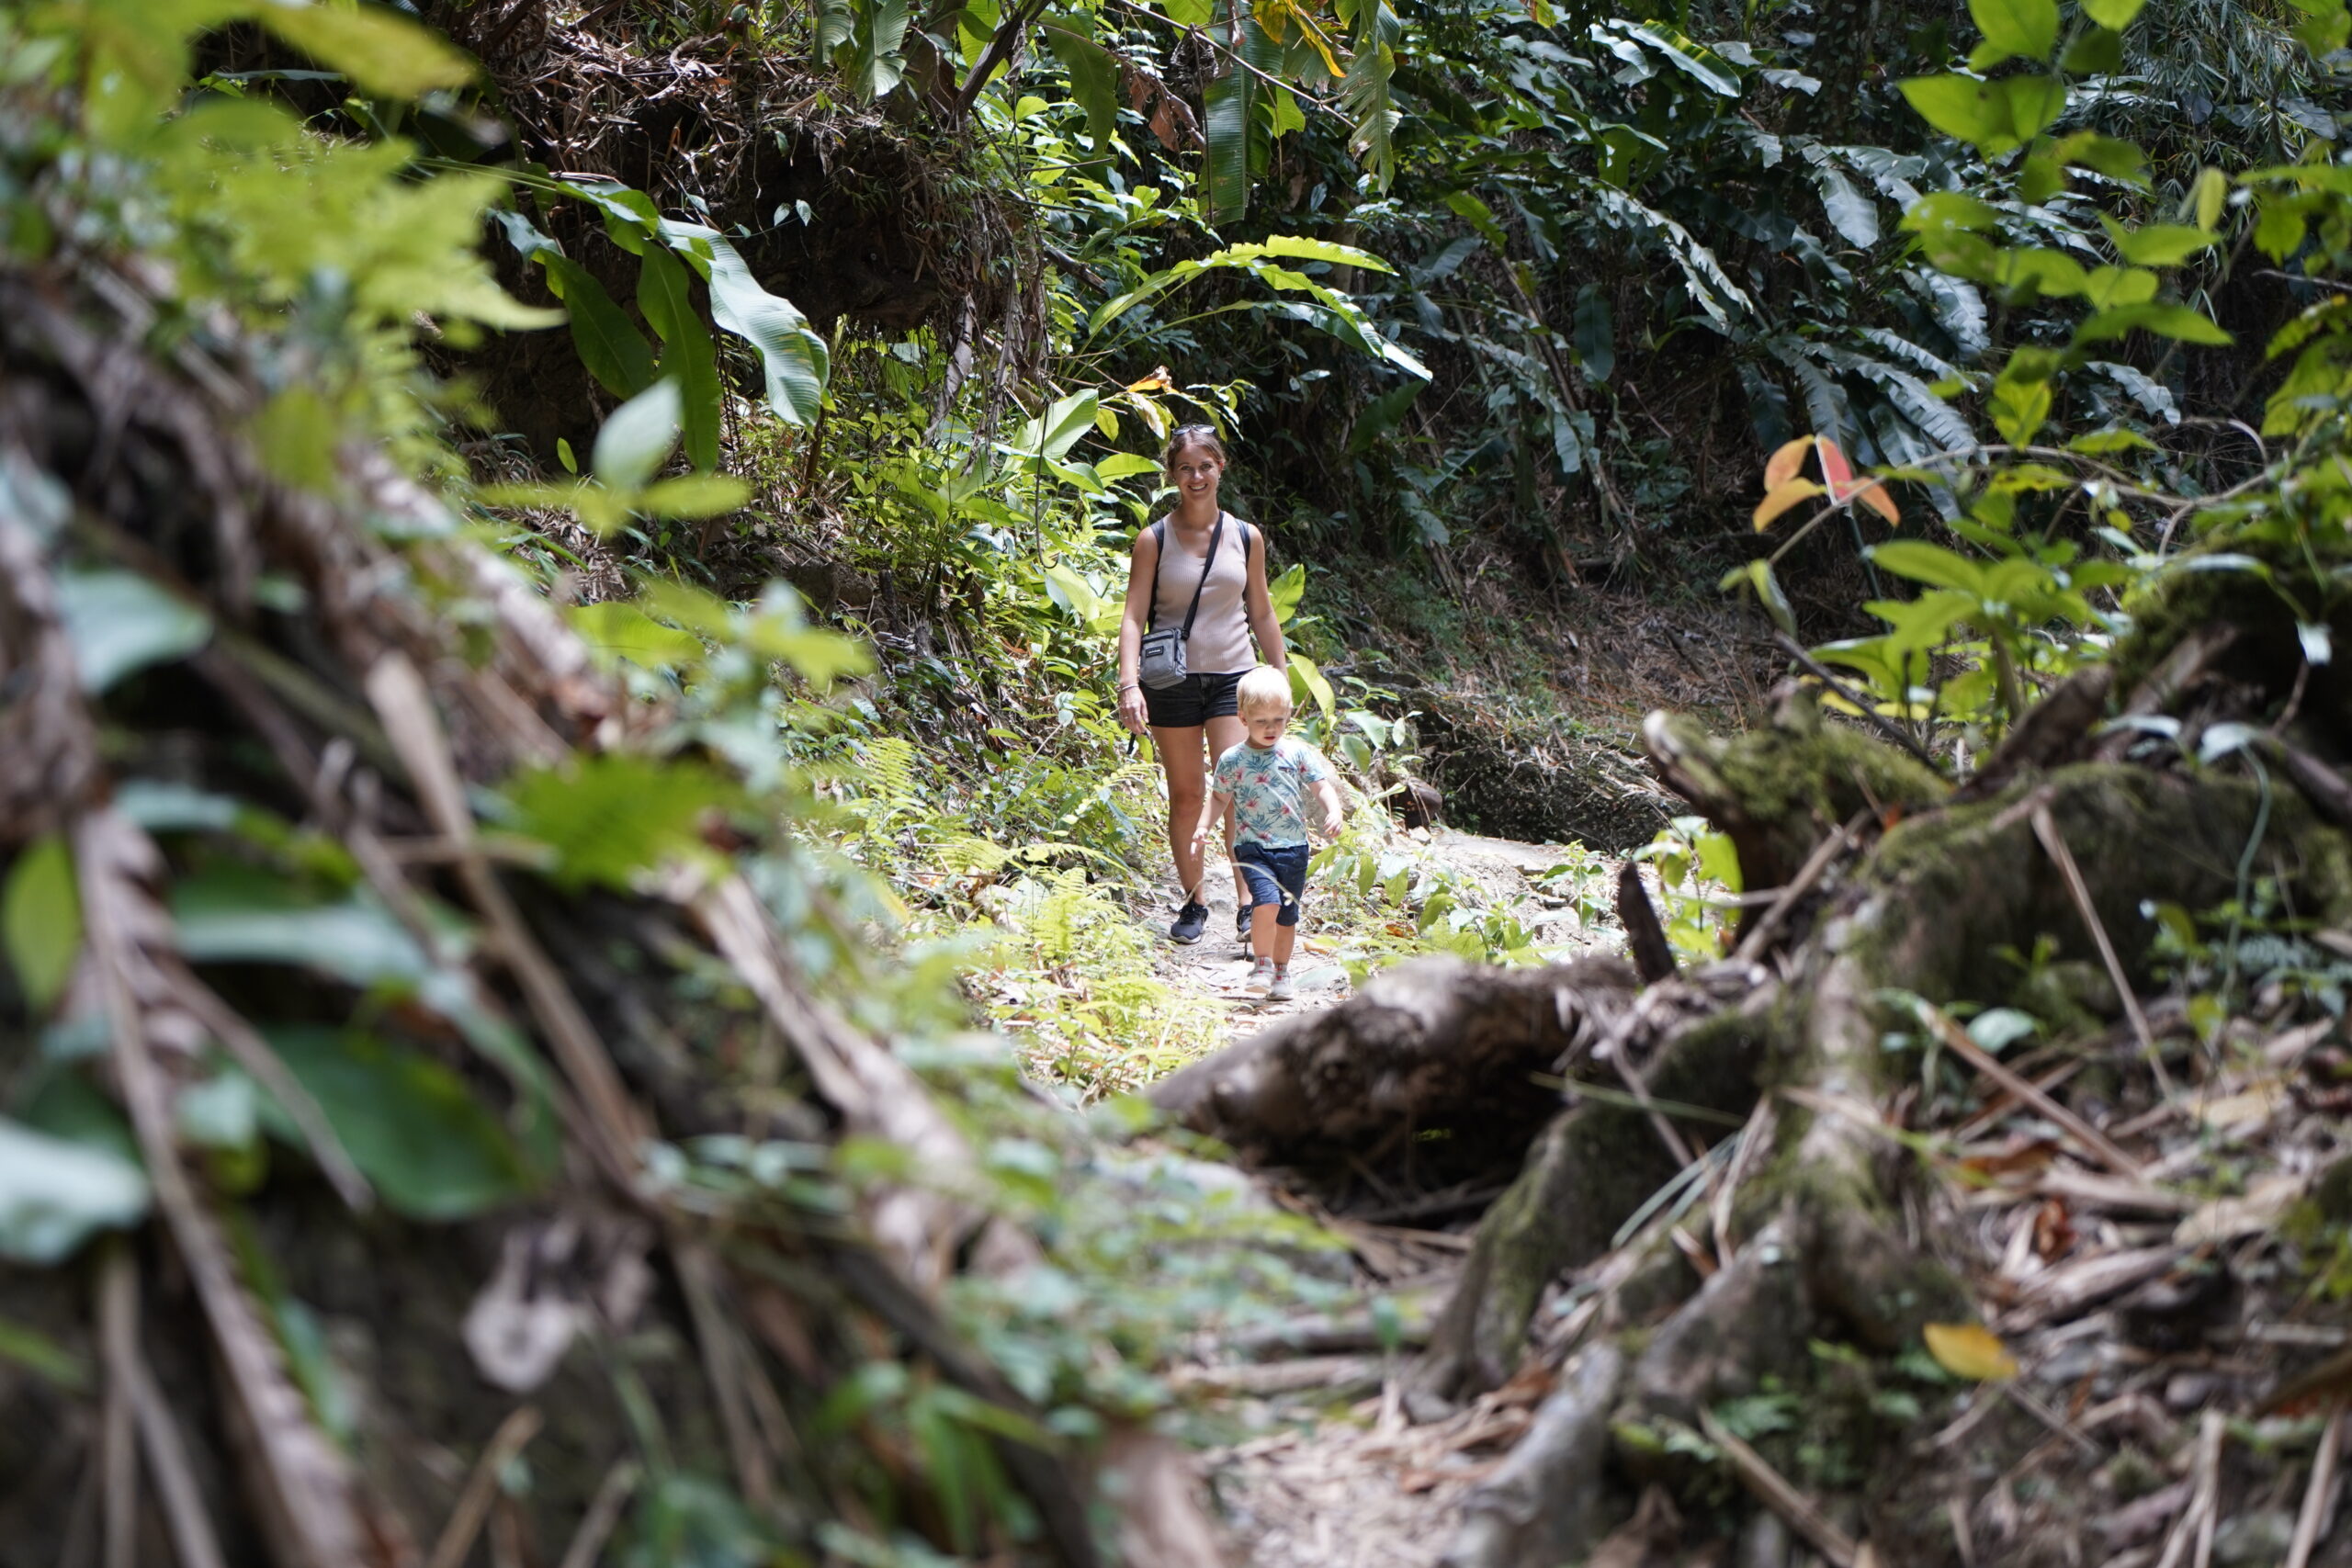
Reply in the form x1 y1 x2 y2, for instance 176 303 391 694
1116 425 1288 944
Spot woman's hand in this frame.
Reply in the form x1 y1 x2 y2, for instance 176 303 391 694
1117 683 1148 734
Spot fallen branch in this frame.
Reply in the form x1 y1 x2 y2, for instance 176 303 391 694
2153 1410 2223 1568
2286 1400 2345 1568
1732 812 1861 964
1170 1356 1385 1398
425 1405 543 1568
1616 863 1678 984
81 812 375 1568
99 1253 137 1568
557 1461 640 1568
1920 1004 2144 1178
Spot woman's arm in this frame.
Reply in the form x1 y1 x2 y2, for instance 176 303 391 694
1240 525 1287 671
1114 526 1159 733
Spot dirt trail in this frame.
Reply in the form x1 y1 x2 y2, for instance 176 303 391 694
1155 828 1600 1022
1148 827 1623 1568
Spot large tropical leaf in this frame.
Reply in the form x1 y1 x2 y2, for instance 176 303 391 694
539 254 658 400
1040 18 1119 154
840 0 910 98
1340 0 1401 189
664 224 831 426
0 1117 148 1265
54 570 210 693
637 247 723 472
1087 237 1397 335
252 0 475 98
1814 164 1881 248
1590 188 1754 328
1203 64 1252 226
261 1028 533 1220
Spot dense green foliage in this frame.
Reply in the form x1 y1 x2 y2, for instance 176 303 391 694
13 0 2352 1559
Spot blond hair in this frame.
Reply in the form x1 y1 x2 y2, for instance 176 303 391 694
1237 666 1293 716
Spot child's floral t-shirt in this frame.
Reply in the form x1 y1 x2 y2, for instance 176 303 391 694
1214 737 1335 849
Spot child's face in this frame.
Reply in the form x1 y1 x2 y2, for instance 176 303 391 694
1242 705 1292 747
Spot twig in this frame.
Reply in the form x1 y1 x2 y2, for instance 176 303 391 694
1611 1043 1697 1169
99 1255 136 1568
1700 1408 1859 1568
104 1251 231 1568
2030 806 2175 1097
1919 1003 2145 1178
81 814 371 1568
2286 1400 2345 1568
557 1461 640 1568
2003 1382 2100 1460
1710 1097 1777 1270
425 1405 543 1568
132 1377 232 1568
1733 813 1862 964
1954 1058 2085 1142
365 654 646 1189
1168 1355 1386 1396
180 983 375 1211
1770 631 1941 768
670 1235 773 1508
2156 1411 2225 1568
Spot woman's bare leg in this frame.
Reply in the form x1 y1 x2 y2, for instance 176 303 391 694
1204 713 1250 907
1153 725 1209 904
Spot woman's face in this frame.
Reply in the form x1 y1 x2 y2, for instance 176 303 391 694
1166 443 1224 503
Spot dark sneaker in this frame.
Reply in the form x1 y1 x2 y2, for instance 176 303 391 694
1169 900 1209 944
1237 906 1254 944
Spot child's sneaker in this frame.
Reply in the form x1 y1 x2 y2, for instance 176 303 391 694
1243 957 1275 997
1267 965 1295 1002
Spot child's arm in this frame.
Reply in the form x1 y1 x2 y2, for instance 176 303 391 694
1191 787 1233 854
1312 778 1347 840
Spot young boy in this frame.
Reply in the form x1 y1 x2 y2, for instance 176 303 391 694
1190 666 1346 1000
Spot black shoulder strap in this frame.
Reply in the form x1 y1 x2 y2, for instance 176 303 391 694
1178 513 1227 640
1145 520 1167 632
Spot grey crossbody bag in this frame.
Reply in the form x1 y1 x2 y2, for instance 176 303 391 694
1136 512 1229 691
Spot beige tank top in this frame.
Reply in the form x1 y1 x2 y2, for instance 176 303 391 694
1150 513 1256 675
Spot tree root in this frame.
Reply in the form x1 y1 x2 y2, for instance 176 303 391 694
1408 710 2352 1556
1408 996 1769 1411
1439 1342 1626 1568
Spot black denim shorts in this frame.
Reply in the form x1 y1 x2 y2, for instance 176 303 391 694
1233 840 1311 927
1142 670 1244 729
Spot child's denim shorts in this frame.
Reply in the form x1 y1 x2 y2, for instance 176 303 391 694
1233 841 1310 927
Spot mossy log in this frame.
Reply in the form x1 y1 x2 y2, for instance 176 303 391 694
1643 690 1946 900
1148 954 1638 1172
